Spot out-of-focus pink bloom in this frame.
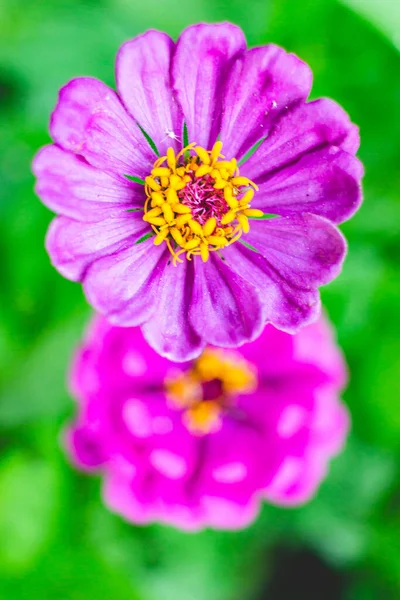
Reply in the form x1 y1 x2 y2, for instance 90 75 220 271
65 314 349 531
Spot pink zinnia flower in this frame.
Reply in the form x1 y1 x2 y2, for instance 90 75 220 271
33 23 363 361
65 314 349 531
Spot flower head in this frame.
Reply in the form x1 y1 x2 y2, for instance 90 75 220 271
66 314 349 531
33 23 363 361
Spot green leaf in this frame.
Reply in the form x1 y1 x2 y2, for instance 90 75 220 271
183 122 189 148
137 124 160 157
250 213 278 219
238 137 266 166
238 239 259 253
124 175 145 185
0 451 58 574
135 232 154 245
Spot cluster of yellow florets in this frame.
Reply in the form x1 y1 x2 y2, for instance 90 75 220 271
165 348 257 435
143 141 263 264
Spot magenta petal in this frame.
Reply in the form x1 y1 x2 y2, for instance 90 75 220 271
246 215 347 286
116 30 183 155
103 472 154 525
33 145 145 222
220 45 312 159
65 309 350 530
172 23 246 148
65 424 107 472
46 213 147 281
50 77 154 177
254 147 363 224
264 394 349 506
224 215 346 332
244 98 361 182
292 312 348 388
84 240 166 327
141 260 205 362
190 255 264 347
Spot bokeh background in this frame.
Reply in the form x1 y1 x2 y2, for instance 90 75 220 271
1 0 400 597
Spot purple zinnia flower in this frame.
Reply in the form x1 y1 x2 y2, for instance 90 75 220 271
65 313 349 531
33 23 363 362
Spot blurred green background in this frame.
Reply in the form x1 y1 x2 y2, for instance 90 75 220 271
1 0 400 597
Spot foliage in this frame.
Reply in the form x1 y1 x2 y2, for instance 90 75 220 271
0 0 400 597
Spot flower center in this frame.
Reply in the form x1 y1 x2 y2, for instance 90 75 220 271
143 141 263 265
164 348 257 435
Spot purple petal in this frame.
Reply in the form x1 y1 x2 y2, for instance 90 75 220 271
243 98 361 182
224 215 346 332
50 77 154 177
189 255 264 347
46 213 147 281
103 471 155 525
64 424 107 472
33 145 145 222
253 146 363 224
172 23 246 148
264 393 349 505
116 30 183 155
292 313 348 388
141 259 205 362
84 240 167 327
220 45 312 159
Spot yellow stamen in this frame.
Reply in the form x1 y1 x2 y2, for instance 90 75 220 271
203 217 217 237
220 210 236 225
147 216 166 227
142 140 264 264
152 167 171 178
185 238 200 251
239 189 255 206
170 227 185 246
224 186 239 209
207 235 228 247
145 177 161 192
165 348 257 435
166 188 179 204
213 179 228 190
167 148 176 171
210 140 223 163
200 243 209 262
184 401 221 435
194 146 211 165
151 191 164 206
143 207 162 220
195 164 212 178
244 208 264 218
172 203 191 214
154 230 168 245
176 214 192 227
162 203 174 223
188 220 203 236
236 213 250 233
161 176 169 188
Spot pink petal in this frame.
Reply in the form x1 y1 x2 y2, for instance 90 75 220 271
33 145 145 221
189 255 264 347
46 213 147 281
84 240 167 327
141 259 205 362
172 23 246 148
220 45 312 159
116 30 183 155
224 215 346 332
50 77 154 177
244 98 361 182
253 146 363 224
